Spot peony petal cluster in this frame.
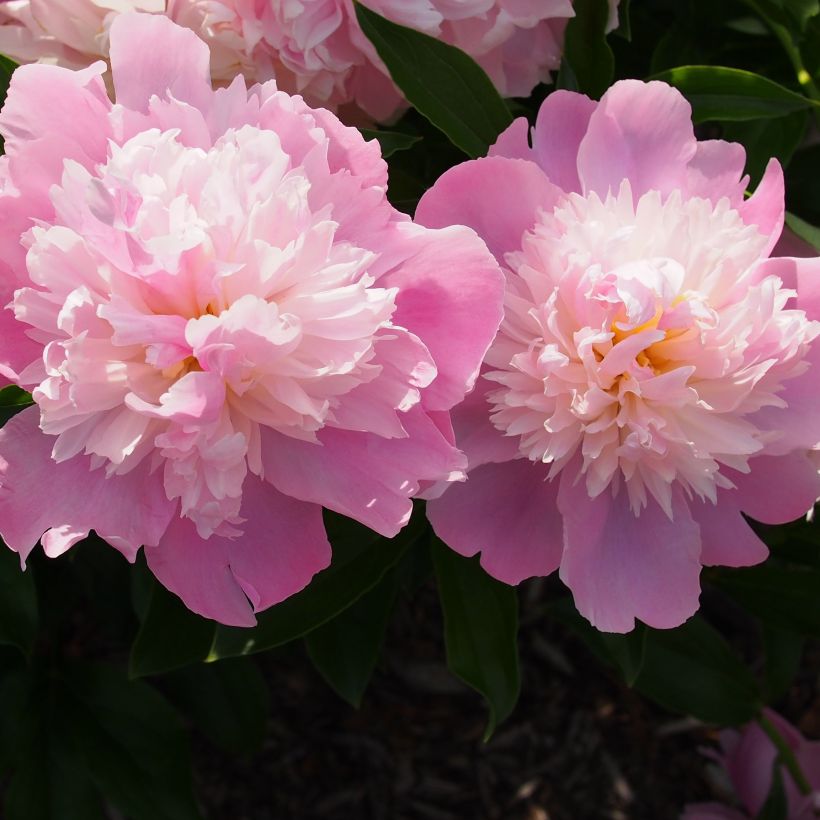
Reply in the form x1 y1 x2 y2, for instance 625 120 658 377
683 710 820 819
0 13 504 625
418 80 820 633
0 0 618 121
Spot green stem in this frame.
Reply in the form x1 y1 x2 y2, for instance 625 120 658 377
769 20 820 104
757 712 814 798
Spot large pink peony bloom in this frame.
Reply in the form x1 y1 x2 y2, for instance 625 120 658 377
683 710 820 819
0 0 618 121
0 13 504 625
418 80 820 633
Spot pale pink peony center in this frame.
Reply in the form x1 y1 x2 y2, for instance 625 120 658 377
486 182 818 516
13 125 410 537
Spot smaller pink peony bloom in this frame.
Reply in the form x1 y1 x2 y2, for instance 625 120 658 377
683 709 820 819
0 13 504 625
418 80 820 633
0 0 618 121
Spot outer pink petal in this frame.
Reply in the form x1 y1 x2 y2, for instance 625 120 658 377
795 254 820 319
0 304 42 382
576 80 697 199
449 375 520 469
145 514 256 627
109 13 212 113
378 222 504 411
531 89 597 194
730 453 820 525
739 159 785 256
145 475 331 626
0 407 175 563
690 495 769 567
261 406 465 537
0 61 111 164
488 116 532 161
557 479 702 632
227 475 331 612
415 156 565 259
428 458 563 585
685 139 747 207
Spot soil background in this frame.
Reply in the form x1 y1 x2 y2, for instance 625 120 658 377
191 579 820 820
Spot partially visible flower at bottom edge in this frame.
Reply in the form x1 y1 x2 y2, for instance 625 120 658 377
683 709 820 820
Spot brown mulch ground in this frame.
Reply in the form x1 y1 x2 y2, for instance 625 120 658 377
189 579 820 820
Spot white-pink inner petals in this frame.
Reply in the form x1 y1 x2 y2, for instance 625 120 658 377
14 124 416 537
485 182 819 517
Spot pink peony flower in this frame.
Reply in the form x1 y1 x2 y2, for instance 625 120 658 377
418 81 820 633
0 0 618 121
683 709 820 819
0 13 504 625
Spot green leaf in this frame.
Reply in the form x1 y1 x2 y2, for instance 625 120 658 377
634 616 762 725
359 128 422 158
762 623 804 702
613 0 632 40
745 0 820 32
354 2 512 158
164 658 269 754
129 573 216 678
650 65 815 122
0 386 33 428
5 725 106 820
305 567 398 707
64 663 202 820
713 564 820 637
0 54 17 153
600 626 647 686
431 539 520 740
561 0 615 99
0 542 37 656
756 762 788 820
722 109 808 185
209 508 426 660
784 211 820 250
547 598 646 685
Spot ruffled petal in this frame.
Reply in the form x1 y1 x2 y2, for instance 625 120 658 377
377 222 504 411
415 156 564 258
0 61 111 163
261 406 465 537
109 12 212 113
557 479 702 632
531 89 596 194
689 495 769 567
145 474 331 626
0 407 175 563
428 458 563 584
577 80 697 199
730 453 820 525
739 159 785 256
448 376 520 470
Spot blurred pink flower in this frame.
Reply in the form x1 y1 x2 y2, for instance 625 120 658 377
418 81 820 633
0 0 618 121
0 13 504 625
683 709 820 819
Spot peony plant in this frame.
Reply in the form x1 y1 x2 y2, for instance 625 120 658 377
419 81 820 632
0 12 504 625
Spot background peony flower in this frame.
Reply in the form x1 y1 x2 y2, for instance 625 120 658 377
683 709 820 819
0 13 504 625
0 0 619 121
417 80 820 633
